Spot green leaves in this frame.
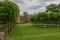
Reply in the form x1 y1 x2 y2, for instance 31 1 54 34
30 12 60 23
0 1 20 24
46 4 60 12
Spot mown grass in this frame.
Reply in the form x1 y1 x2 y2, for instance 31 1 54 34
6 24 60 40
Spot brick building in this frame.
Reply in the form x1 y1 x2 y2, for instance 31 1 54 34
17 12 30 23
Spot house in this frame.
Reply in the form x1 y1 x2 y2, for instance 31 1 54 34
17 12 30 23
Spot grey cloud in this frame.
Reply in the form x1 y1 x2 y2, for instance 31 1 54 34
38 0 55 2
26 0 60 11
9 0 60 15
10 0 24 4
27 2 46 10
27 5 43 10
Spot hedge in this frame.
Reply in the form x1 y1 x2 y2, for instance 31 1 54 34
0 1 20 24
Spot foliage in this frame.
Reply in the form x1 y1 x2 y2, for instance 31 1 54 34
30 12 60 23
0 1 20 24
30 4 60 23
46 4 60 12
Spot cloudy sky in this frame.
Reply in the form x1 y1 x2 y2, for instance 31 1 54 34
1 0 60 15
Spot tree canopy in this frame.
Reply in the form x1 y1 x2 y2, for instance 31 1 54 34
30 12 60 23
0 1 20 24
46 4 60 12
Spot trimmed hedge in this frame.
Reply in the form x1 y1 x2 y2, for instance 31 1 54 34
0 1 20 24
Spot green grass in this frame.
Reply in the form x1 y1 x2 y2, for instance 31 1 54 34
6 24 60 40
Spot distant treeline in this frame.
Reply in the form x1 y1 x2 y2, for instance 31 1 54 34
30 4 60 24
30 12 60 24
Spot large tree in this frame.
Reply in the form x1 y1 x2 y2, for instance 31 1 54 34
46 4 60 12
0 0 20 26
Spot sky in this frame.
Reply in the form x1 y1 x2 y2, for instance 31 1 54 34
1 0 60 15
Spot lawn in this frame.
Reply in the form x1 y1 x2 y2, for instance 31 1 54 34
6 24 60 40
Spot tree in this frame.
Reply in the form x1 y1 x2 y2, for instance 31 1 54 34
57 4 60 12
49 12 57 22
0 1 20 26
46 4 60 12
57 13 60 22
0 0 20 34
